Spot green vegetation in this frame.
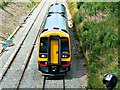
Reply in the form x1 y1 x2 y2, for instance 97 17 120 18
0 0 40 9
24 0 39 8
26 3 35 8
0 1 8 9
68 2 119 89
26 0 40 8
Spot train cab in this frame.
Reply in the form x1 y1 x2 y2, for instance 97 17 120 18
38 3 71 76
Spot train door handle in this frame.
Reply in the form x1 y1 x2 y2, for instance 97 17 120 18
56 51 58 53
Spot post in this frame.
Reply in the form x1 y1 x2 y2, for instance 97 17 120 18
0 41 6 53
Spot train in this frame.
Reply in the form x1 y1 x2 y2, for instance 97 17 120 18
38 3 71 76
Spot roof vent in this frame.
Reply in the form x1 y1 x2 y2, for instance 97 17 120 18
60 12 65 14
61 29 68 33
48 12 54 14
50 4 54 7
61 4 65 7
61 14 66 18
55 3 59 5
53 27 59 30
42 29 48 33
47 14 51 17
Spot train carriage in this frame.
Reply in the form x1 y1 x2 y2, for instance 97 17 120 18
48 3 66 15
38 3 71 76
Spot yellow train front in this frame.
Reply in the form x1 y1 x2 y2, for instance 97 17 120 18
38 3 71 76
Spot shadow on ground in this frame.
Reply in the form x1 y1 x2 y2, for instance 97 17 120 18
65 28 87 79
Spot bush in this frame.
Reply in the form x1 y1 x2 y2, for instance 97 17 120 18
80 8 117 90
0 2 8 9
77 2 84 9
69 2 119 89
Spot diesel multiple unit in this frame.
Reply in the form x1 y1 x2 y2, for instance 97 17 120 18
38 3 71 76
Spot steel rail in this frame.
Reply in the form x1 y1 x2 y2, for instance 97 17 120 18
42 76 65 90
7 5 37 40
0 1 46 82
0 4 37 54
16 1 48 88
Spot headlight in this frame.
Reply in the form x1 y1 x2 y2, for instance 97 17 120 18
41 55 46 58
62 55 68 58
61 53 70 58
39 54 47 58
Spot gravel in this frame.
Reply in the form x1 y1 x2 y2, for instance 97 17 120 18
20 4 88 89
0 0 44 71
1 1 49 88
19 28 88 89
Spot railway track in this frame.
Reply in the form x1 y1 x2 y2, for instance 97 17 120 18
0 1 45 73
0 0 50 88
0 0 87 89
0 0 46 81
43 76 65 90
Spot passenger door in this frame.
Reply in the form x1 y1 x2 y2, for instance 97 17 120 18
50 40 59 64
49 36 60 65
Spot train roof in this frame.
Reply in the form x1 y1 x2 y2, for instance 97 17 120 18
48 3 66 14
43 13 68 33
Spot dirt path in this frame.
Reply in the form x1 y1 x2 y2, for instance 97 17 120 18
0 2 32 40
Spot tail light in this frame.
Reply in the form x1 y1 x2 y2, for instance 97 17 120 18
38 61 47 66
61 61 71 66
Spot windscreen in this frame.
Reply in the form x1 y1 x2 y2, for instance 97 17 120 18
40 37 69 53
40 37 48 53
61 37 69 53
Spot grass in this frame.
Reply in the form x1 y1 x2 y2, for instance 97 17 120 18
0 0 40 9
26 3 35 8
25 0 41 8
68 2 78 17
0 1 8 9
68 2 119 89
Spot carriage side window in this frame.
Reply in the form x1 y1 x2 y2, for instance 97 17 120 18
61 37 69 53
40 37 48 53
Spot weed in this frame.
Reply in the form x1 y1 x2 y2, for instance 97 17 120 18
0 2 8 9
68 2 119 89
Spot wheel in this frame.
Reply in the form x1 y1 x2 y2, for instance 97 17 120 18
38 65 41 71
68 65 71 71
